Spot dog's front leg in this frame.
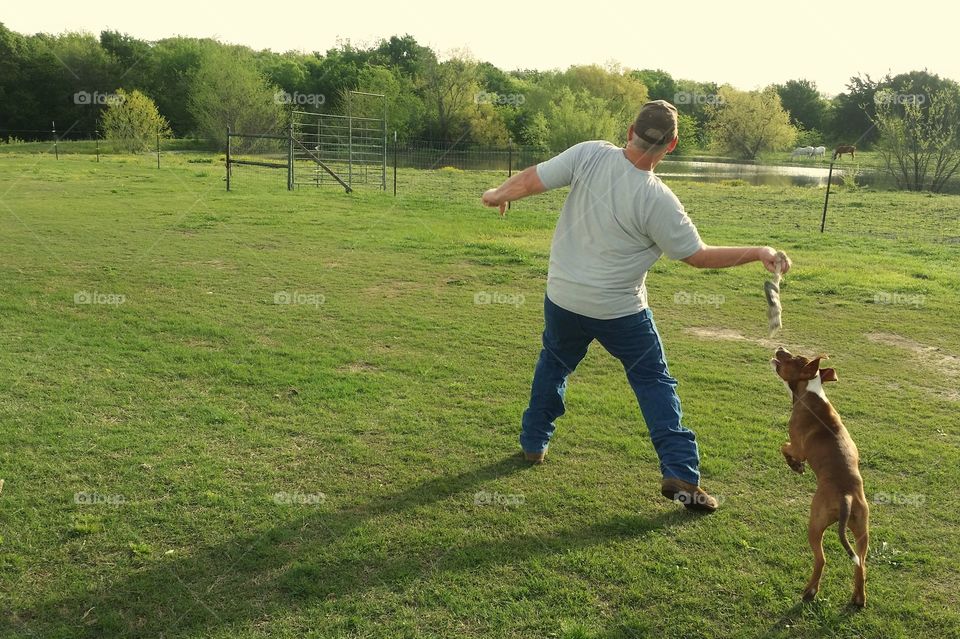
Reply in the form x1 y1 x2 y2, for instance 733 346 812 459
782 442 805 473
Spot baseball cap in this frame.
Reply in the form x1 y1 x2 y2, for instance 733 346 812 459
633 100 678 146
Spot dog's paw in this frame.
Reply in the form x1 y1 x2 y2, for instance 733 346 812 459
784 456 805 473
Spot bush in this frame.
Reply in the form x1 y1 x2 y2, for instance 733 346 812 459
99 89 171 153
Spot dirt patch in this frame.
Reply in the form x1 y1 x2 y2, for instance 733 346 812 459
336 362 380 374
866 332 960 403
684 327 786 350
362 281 423 299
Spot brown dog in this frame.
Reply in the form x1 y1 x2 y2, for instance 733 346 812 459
771 348 869 607
833 144 856 160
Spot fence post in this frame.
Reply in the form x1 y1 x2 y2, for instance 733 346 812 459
95 133 100 163
52 121 59 160
507 141 513 212
287 122 294 191
347 96 353 189
382 100 388 191
821 160 835 232
393 131 398 197
226 126 231 192
156 130 161 169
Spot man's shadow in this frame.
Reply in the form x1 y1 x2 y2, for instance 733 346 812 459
6 454 690 638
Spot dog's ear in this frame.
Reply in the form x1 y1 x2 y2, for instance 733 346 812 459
818 367 838 383
801 357 823 380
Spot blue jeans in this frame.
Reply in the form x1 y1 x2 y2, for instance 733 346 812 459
520 296 701 485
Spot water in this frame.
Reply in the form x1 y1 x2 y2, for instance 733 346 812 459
657 159 857 188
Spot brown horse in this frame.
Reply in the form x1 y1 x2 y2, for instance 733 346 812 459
833 145 856 160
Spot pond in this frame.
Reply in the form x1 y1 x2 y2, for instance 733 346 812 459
657 159 862 188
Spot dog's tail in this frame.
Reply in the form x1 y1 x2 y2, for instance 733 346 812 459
838 494 859 566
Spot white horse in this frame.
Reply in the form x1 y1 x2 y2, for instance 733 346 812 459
790 146 815 160
812 146 826 159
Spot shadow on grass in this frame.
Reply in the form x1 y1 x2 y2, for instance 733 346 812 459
759 599 862 639
5 454 691 638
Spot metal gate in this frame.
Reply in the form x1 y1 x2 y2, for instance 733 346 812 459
292 91 387 190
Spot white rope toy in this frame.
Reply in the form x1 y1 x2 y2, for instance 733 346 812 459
765 251 789 336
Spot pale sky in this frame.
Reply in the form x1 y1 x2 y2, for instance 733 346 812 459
6 0 958 96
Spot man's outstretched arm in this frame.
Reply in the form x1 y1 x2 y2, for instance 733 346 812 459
481 167 547 215
682 246 791 275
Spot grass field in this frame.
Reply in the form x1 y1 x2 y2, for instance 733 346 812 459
1 151 959 638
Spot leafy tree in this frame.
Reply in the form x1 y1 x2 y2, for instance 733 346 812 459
373 34 435 79
355 65 425 141
707 86 797 159
519 111 549 151
826 74 880 147
676 113 698 153
544 86 619 150
872 87 960 192
303 42 373 114
99 88 171 152
464 102 511 146
99 30 152 88
774 79 826 133
257 52 308 97
553 64 648 135
631 69 677 102
419 52 479 142
144 37 217 135
673 78 720 137
188 47 283 148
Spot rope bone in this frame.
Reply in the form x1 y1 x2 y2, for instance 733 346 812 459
765 251 788 336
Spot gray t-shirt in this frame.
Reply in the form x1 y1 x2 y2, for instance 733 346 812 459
536 140 704 320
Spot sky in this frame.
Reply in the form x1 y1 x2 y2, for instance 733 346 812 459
5 0 958 96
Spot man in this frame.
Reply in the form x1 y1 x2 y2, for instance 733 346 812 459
481 100 791 513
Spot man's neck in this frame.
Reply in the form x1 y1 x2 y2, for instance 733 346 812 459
622 145 664 172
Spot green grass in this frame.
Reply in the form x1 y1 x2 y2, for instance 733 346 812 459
0 137 214 155
1 152 959 638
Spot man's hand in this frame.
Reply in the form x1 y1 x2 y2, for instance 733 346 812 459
482 188 507 216
758 246 791 275
481 167 547 216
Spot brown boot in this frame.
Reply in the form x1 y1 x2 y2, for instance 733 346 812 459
522 449 547 464
661 478 718 513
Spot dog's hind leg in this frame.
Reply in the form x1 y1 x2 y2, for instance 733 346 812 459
803 495 831 601
849 499 870 608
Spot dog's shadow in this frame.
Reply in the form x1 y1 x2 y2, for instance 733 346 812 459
760 598 863 638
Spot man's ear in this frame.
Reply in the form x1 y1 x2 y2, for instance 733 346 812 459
819 368 838 383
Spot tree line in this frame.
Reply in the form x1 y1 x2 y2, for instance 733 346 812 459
1 23 959 186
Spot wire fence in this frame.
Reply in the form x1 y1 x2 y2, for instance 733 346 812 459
0 128 216 169
2 133 958 243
